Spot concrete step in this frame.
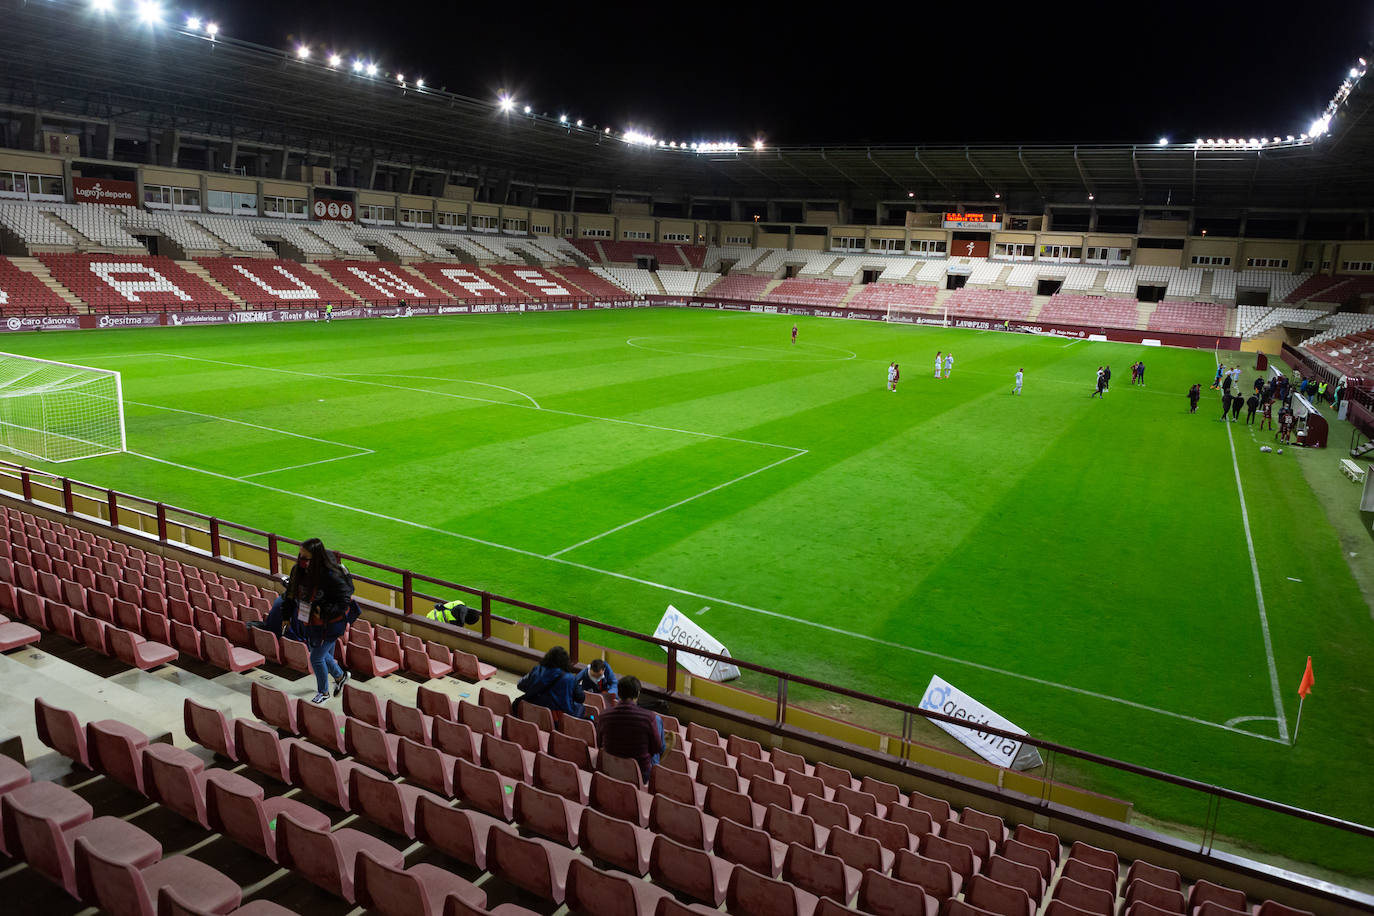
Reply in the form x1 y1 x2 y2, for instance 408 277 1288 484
178 260 245 307
9 256 88 310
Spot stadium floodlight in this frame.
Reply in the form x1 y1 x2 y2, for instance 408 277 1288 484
753 139 764 150
1087 193 1095 201
90 0 114 12
328 53 342 67
396 73 405 83
1157 137 1168 145
576 119 583 127
205 22 218 36
365 63 379 77
523 105 532 114
416 78 424 88
186 15 201 30
351 59 364 72
136 0 163 25
1310 115 1331 137
1286 135 1294 141
296 44 310 59
498 94 515 113
0 352 126 463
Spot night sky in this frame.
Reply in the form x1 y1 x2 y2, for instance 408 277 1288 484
193 0 1371 147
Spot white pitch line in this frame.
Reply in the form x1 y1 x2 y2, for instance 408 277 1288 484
121 447 1285 744
123 398 366 450
150 353 803 453
1226 419 1291 743
240 450 375 478
341 373 542 409
550 449 809 557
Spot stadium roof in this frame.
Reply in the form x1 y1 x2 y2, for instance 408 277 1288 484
2 3 1372 214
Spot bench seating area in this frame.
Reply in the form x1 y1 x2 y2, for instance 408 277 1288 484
0 257 74 315
847 283 940 314
1038 294 1139 329
765 279 852 307
0 502 1336 916
38 253 235 312
1146 301 1227 336
195 258 349 306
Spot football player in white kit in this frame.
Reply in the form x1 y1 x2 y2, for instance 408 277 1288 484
1013 368 1023 395
934 351 943 379
944 352 954 379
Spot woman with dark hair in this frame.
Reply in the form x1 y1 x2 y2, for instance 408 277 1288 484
516 645 585 719
289 537 355 705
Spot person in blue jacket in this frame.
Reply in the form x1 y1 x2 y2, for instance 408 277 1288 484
294 538 355 705
576 658 619 698
517 646 585 718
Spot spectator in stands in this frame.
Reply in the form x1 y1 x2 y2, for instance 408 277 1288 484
594 676 665 782
1092 367 1106 399
1013 368 1023 396
517 646 585 719
1246 394 1260 425
250 540 346 642
1188 384 1201 413
577 658 619 697
293 538 355 705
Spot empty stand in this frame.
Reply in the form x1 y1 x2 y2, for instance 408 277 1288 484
39 253 235 311
196 257 348 306
0 257 76 314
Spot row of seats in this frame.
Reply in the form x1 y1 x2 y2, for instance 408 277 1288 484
1145 302 1227 335
947 289 1034 320
1039 295 1139 329
38 252 235 310
848 283 939 313
0 256 74 315
196 257 348 305
765 279 853 306
0 509 1336 916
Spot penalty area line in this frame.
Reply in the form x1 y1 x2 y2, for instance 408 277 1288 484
122 447 1285 746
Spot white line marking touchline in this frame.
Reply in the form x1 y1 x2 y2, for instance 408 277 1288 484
1226 415 1291 743
121 446 1285 744
550 449 808 557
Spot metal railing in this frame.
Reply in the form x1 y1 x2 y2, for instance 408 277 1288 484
2 459 1373 896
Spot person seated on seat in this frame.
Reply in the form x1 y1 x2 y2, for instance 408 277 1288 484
594 676 666 782
516 645 585 719
576 658 619 698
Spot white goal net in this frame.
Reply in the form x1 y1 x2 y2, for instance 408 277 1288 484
0 352 126 463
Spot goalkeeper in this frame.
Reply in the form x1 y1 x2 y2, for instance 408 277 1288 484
428 599 480 627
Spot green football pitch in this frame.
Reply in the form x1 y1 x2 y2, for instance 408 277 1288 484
3 308 1371 877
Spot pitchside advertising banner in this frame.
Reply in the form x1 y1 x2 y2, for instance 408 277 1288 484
918 675 1043 770
72 177 137 206
652 605 740 681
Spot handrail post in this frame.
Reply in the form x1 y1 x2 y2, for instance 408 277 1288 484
155 503 167 542
480 593 492 640
666 646 678 694
569 620 579 663
267 533 279 576
209 518 221 558
775 676 788 727
61 478 73 513
401 571 413 615
106 490 119 528
20 470 31 502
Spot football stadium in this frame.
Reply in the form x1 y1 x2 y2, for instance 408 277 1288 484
0 2 1371 914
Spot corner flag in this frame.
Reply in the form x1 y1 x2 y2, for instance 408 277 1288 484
1298 657 1315 698
1293 656 1315 746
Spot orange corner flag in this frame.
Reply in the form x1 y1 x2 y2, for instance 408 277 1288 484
1298 656 1315 699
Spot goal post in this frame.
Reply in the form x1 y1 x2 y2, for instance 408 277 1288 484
0 351 126 463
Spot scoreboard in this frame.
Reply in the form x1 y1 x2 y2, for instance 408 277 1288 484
942 211 1002 230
